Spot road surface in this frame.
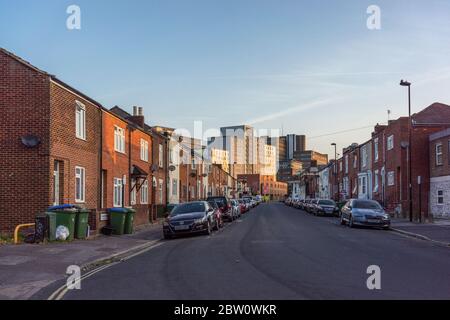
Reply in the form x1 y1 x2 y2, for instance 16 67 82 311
38 202 450 300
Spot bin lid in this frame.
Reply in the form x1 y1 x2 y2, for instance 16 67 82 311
107 208 128 213
47 204 80 211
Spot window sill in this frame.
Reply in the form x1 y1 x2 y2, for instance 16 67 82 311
75 200 85 204
115 150 126 155
76 136 87 142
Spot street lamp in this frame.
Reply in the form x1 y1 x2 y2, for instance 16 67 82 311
400 79 413 222
331 143 338 201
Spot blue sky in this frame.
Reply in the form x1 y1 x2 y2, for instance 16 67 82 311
1 0 450 156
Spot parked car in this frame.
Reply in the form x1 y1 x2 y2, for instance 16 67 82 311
312 199 339 216
340 199 391 229
255 195 262 203
243 198 252 210
243 196 255 208
206 196 233 221
208 201 225 228
297 199 306 210
230 199 241 219
238 199 249 213
163 201 218 239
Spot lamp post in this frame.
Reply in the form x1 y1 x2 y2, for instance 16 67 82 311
400 79 413 222
331 143 338 201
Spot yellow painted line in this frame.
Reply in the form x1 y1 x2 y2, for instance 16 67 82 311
48 241 163 300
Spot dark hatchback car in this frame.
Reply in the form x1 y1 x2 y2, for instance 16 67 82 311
340 199 391 229
312 199 339 216
163 201 218 239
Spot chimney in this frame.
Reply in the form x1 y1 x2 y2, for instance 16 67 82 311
129 106 145 128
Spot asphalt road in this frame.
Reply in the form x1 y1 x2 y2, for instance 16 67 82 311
42 202 450 300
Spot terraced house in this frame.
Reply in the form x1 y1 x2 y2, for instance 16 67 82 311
0 48 102 234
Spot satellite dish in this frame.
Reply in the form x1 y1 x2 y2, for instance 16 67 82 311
151 164 159 172
169 165 176 172
21 135 41 148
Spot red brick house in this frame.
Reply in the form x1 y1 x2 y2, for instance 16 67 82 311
101 107 152 228
0 48 102 233
429 128 450 219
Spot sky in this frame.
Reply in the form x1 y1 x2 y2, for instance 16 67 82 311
1 0 450 157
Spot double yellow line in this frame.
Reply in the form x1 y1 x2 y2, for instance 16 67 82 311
48 240 163 300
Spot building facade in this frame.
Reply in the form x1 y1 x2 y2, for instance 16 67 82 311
429 128 450 218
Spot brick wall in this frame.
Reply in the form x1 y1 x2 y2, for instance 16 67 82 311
49 81 102 213
0 50 51 233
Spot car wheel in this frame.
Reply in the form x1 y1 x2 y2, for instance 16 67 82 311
205 221 212 235
214 219 219 231
340 215 346 225
348 216 354 228
164 233 172 240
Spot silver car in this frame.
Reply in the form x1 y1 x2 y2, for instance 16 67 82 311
340 199 390 229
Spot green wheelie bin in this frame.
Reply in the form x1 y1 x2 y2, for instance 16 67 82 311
124 208 136 234
55 210 76 241
108 208 127 235
46 211 57 241
75 209 90 239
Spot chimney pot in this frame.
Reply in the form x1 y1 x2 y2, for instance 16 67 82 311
133 106 138 116
138 107 143 116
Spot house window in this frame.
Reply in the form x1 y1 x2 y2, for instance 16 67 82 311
387 171 395 186
130 178 136 205
373 170 379 193
140 139 149 162
113 178 123 207
339 161 342 172
191 158 196 170
345 155 349 174
169 148 174 164
159 179 163 204
75 101 86 140
114 126 126 153
172 179 178 196
387 135 394 151
374 138 379 161
362 148 367 167
159 144 164 168
436 143 443 166
140 180 148 204
437 190 444 205
75 166 85 203
353 155 358 168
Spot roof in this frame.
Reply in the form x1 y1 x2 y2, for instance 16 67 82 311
1 47 105 110
413 102 450 124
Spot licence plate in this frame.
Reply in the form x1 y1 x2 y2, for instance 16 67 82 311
174 225 190 231
367 219 380 223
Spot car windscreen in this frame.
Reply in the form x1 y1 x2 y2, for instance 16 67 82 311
353 200 382 210
319 200 335 206
171 202 205 216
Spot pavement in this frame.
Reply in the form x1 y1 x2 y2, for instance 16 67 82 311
0 221 164 300
32 202 450 300
390 218 450 246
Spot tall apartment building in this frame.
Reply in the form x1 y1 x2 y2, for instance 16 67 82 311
218 125 256 177
286 134 306 160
